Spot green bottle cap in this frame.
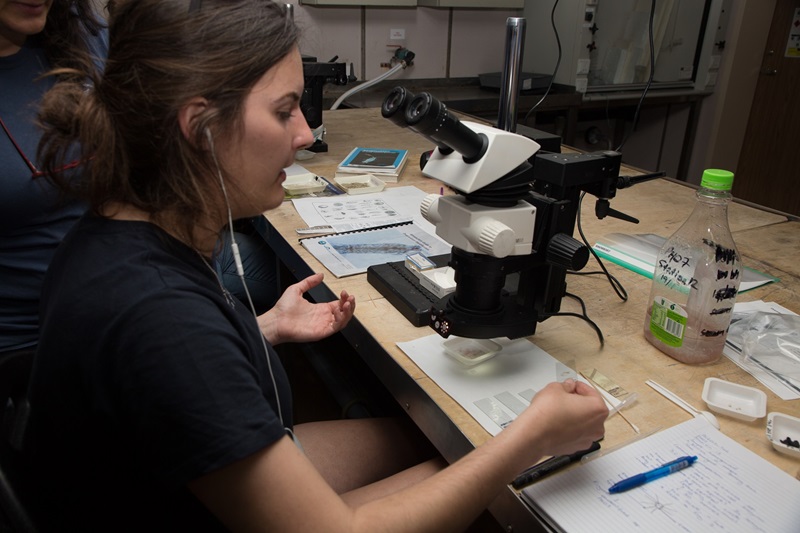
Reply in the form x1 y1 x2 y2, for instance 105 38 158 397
700 169 734 191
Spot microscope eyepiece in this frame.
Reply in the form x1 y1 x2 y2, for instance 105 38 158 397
404 92 487 163
381 86 416 127
382 89 488 163
404 92 436 126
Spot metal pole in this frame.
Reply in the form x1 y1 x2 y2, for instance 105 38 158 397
284 3 294 19
497 17 526 133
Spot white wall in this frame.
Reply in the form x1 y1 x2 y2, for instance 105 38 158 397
291 2 522 81
292 1 758 184
90 0 766 186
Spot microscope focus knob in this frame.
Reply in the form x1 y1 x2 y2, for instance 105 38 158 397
547 233 589 271
475 219 515 258
420 194 442 225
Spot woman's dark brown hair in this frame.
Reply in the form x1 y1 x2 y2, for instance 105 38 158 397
38 0 299 246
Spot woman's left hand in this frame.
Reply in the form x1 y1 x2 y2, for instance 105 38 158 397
257 273 355 345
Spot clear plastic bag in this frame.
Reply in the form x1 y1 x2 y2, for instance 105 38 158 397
738 312 800 383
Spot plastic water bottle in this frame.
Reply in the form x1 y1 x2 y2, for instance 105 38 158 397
643 169 741 365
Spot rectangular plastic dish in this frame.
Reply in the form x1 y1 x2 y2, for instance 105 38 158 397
282 173 327 195
766 412 800 458
443 337 502 367
701 377 767 421
334 174 385 195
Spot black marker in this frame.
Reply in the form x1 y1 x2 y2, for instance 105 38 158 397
511 441 601 490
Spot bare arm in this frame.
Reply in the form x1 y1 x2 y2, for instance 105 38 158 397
257 272 355 345
189 379 607 533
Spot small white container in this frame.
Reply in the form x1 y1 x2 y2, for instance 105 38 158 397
766 412 800 459
701 377 767 421
419 267 456 299
283 173 327 195
443 337 502 367
334 174 385 195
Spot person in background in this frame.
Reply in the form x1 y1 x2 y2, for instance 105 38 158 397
1 0 330 368
0 0 106 361
28 1 608 531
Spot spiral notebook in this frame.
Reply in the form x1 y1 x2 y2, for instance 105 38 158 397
299 221 450 278
521 417 800 532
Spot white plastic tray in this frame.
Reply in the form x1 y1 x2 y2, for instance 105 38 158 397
443 337 502 367
766 412 800 458
334 174 385 195
701 377 767 421
283 173 327 195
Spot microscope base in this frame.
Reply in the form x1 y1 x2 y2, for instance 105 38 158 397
306 139 329 153
368 255 538 340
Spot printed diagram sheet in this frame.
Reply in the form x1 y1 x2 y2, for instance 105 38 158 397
292 186 433 233
313 197 398 224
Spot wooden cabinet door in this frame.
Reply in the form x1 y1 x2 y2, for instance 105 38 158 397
734 0 800 216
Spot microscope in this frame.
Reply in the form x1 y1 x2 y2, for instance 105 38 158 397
301 56 349 152
375 87 645 340
285 2 349 153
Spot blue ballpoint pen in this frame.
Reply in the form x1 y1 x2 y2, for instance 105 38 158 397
608 455 698 494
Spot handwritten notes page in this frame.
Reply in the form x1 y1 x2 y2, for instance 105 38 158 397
521 417 800 532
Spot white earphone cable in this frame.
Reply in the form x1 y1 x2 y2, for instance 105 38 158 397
205 128 287 431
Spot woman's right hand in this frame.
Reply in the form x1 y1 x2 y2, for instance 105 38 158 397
518 379 608 459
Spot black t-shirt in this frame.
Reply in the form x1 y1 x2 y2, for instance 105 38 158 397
28 215 292 531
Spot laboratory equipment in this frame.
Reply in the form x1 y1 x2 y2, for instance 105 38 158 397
377 87 655 340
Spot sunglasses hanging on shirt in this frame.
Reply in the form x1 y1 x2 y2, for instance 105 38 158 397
0 115 82 179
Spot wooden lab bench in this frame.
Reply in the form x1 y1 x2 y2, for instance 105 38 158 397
263 107 800 532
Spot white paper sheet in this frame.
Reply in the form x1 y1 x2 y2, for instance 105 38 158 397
397 335 619 436
291 185 435 234
522 417 800 533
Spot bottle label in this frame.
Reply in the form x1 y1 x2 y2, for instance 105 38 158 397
649 296 687 347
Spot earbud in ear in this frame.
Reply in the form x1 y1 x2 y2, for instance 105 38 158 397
204 127 214 147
